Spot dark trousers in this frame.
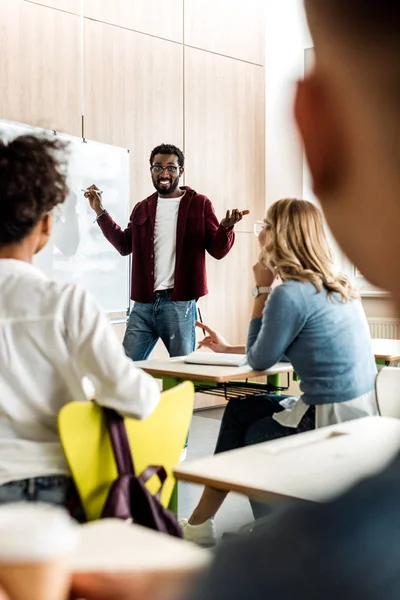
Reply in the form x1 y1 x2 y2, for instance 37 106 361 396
214 395 315 518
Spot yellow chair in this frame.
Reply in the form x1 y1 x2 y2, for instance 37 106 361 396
58 381 194 522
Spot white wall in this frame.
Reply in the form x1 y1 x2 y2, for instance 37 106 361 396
265 0 311 205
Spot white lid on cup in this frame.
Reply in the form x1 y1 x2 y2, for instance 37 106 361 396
0 503 80 562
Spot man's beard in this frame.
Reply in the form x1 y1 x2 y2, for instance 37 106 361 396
152 176 180 196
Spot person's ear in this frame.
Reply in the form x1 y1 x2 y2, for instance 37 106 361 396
179 166 184 177
34 214 52 254
294 76 346 198
41 213 52 237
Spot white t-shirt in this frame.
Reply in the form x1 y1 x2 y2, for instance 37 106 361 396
0 259 160 485
154 196 182 291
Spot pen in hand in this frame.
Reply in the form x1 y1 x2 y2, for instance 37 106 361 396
82 188 103 195
197 307 206 336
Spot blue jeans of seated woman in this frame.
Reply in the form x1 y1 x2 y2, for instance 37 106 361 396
123 291 197 361
0 476 85 521
214 395 316 519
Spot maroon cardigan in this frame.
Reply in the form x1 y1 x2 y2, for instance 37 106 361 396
97 186 235 302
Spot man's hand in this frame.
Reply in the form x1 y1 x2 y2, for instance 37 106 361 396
84 184 104 216
196 321 230 353
221 209 250 229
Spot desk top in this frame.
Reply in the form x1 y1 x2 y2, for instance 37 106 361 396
134 358 293 383
372 338 400 361
74 520 210 572
174 416 400 504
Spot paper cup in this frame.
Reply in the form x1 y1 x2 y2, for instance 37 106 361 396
0 503 79 600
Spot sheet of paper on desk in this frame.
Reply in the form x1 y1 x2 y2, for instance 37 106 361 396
184 352 248 367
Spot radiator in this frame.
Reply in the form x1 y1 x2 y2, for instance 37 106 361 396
367 318 400 340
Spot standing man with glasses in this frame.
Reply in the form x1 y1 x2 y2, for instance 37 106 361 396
86 143 248 361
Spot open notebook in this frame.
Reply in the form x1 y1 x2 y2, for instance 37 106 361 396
184 351 248 367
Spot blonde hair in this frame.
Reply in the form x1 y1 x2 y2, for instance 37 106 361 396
260 198 358 301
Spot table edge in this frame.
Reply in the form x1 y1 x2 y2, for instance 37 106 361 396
139 366 293 383
375 354 400 361
173 469 302 503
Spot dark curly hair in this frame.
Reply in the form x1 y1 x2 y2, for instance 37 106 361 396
0 135 69 245
149 144 184 168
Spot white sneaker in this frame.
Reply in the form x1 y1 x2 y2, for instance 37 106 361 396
179 518 217 547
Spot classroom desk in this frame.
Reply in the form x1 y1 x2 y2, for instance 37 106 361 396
174 416 400 504
74 519 210 572
135 339 398 393
134 359 293 513
134 357 294 392
371 338 400 366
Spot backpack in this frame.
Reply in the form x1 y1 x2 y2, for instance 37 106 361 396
100 407 182 538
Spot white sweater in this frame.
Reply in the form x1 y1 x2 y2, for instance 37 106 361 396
0 259 160 485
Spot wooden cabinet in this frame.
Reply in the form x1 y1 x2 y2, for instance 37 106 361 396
83 0 183 43
184 0 265 65
26 0 81 13
84 18 184 204
0 0 81 135
184 47 265 231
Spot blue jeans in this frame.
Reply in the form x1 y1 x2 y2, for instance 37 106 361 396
0 476 85 521
0 476 72 506
123 290 197 361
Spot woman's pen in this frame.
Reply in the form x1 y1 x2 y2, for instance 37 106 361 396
197 307 206 336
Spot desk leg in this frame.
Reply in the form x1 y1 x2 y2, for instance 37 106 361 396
268 372 299 393
375 359 390 368
162 375 181 516
267 373 281 393
162 375 180 391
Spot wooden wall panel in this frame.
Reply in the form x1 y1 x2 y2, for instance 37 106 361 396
197 233 260 346
184 0 265 65
0 0 81 134
25 0 81 14
185 47 265 380
84 19 183 204
83 0 183 43
184 48 265 233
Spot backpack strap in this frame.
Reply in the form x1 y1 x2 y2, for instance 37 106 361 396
138 466 168 500
102 408 135 477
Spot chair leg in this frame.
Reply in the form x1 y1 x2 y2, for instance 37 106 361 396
161 377 183 516
168 482 178 515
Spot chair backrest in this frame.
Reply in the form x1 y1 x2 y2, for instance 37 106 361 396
375 367 400 418
58 381 194 521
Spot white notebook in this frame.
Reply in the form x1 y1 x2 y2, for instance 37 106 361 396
184 351 248 367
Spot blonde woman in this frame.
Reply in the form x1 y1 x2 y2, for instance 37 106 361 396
181 198 378 545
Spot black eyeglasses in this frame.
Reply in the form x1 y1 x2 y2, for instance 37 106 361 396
150 166 179 174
